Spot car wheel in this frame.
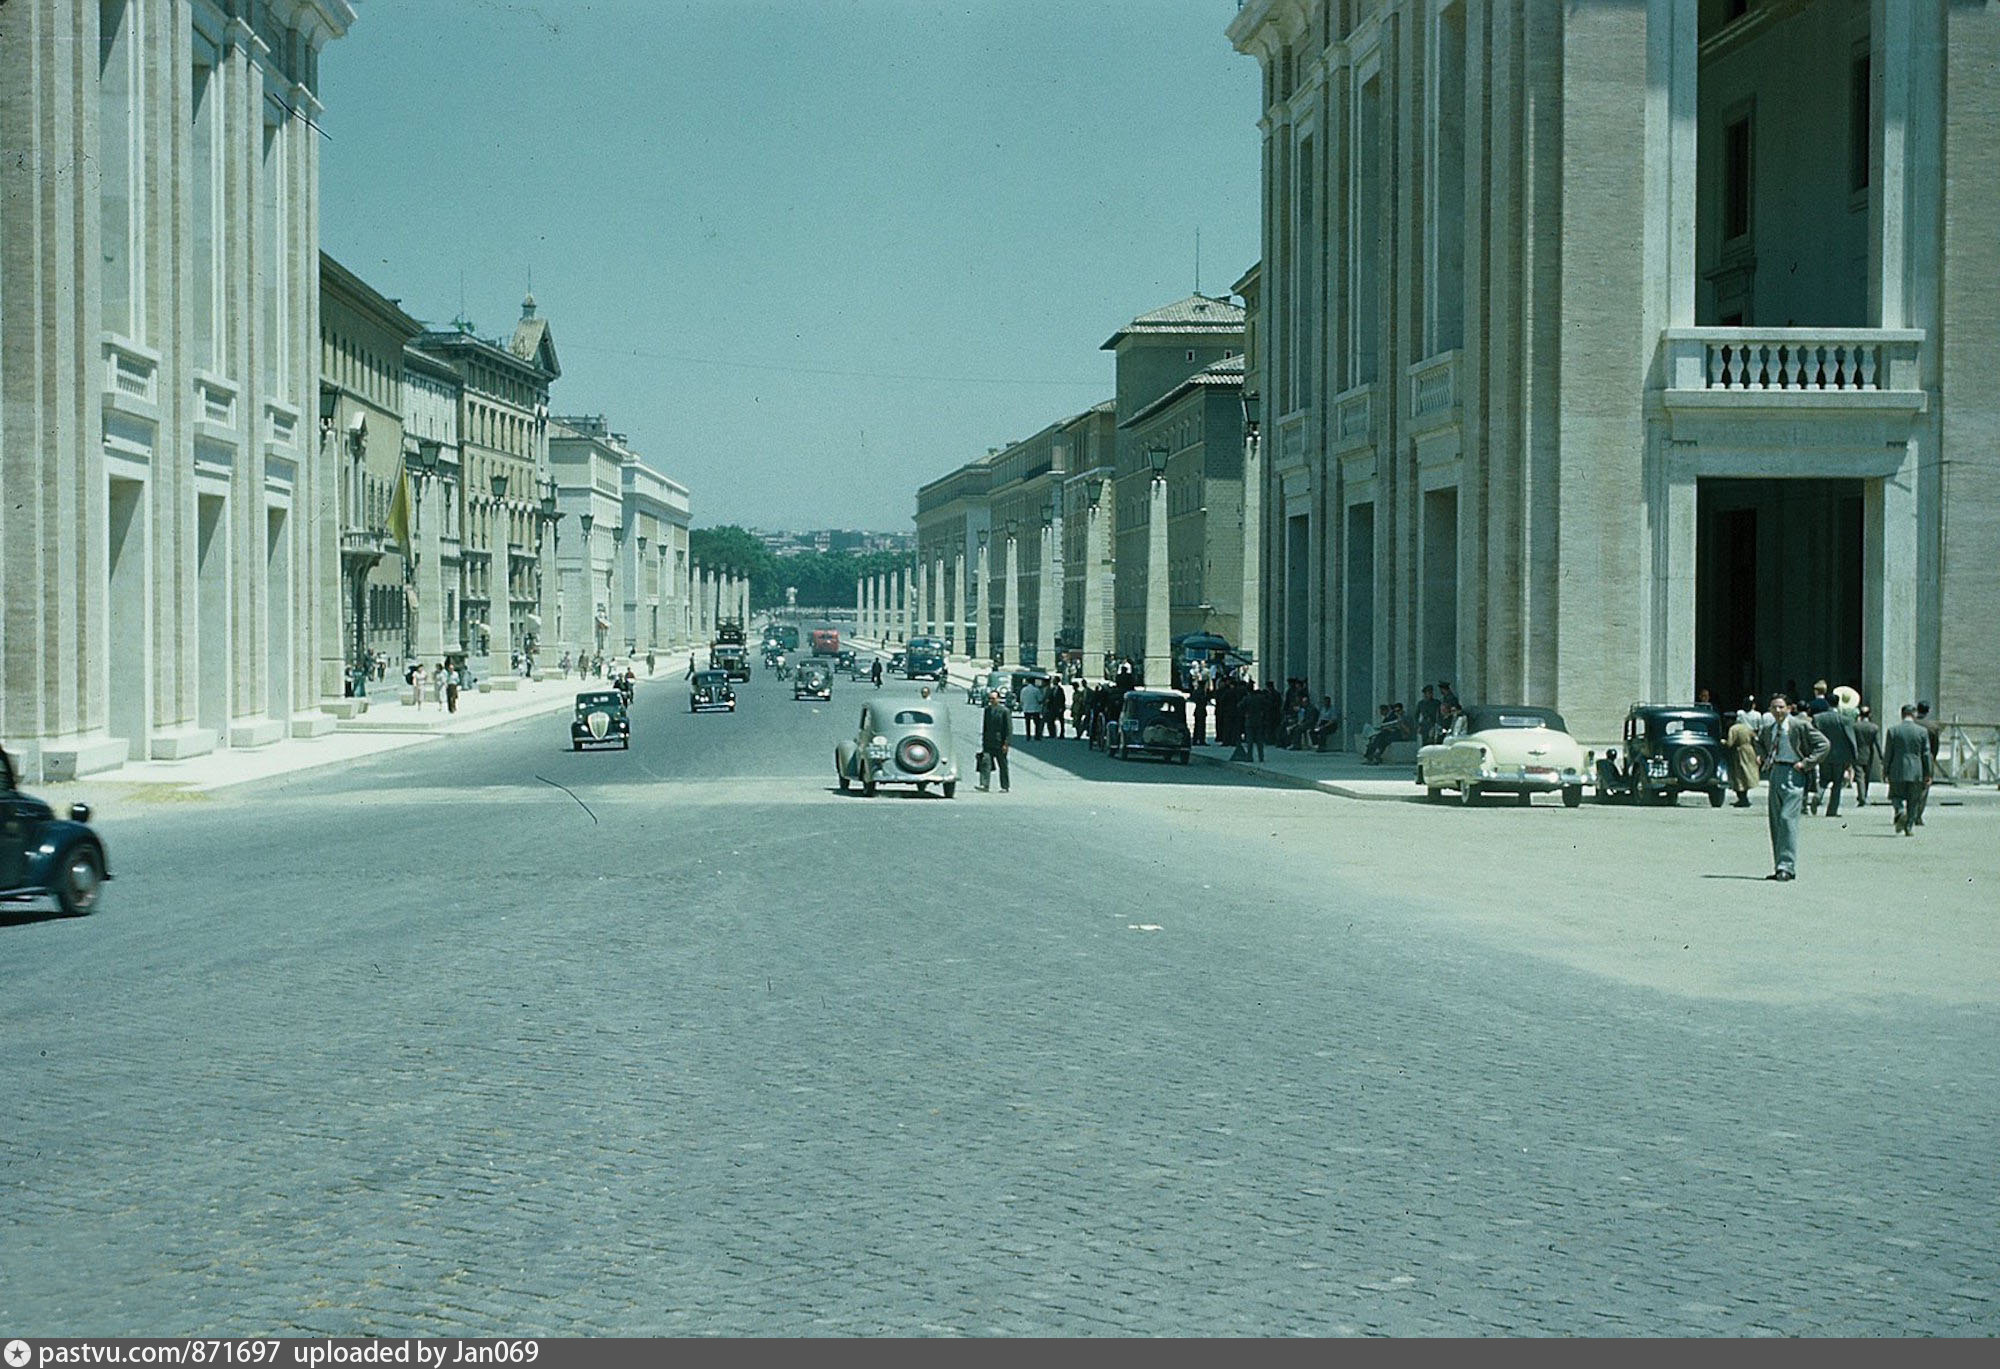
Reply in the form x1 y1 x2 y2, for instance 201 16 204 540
862 778 877 797
1178 750 1190 765
1563 785 1583 809
837 770 850 792
621 738 629 750
1516 791 1532 807
1708 787 1726 808
943 781 957 798
572 740 581 751
1459 782 1480 807
56 842 104 916
1427 786 1443 800
917 782 929 793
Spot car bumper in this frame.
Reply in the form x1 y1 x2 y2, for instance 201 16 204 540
1477 767 1585 792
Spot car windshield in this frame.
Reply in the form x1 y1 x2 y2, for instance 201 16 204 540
576 694 621 710
1659 714 1720 738
694 672 727 686
893 711 934 726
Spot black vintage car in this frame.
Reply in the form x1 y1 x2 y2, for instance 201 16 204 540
571 690 631 751
1109 689 1192 764
691 669 738 713
1 746 110 916
794 660 834 701
710 643 751 682
1595 703 1731 807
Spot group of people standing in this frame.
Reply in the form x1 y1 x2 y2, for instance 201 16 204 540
1725 680 1942 881
403 660 463 714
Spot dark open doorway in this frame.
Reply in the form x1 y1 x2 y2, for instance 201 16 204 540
1695 478 1864 707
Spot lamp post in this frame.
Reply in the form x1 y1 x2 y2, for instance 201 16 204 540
971 531 987 660
538 477 563 672
1000 518 1019 669
1145 444 1171 688
1038 494 1059 675
952 538 966 658
1240 389 1262 681
487 470 514 683
407 438 445 663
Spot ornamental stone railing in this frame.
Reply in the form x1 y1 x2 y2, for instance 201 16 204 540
1662 328 1924 396
1408 350 1459 423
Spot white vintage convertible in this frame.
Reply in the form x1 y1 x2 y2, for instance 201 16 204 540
1416 704 1589 807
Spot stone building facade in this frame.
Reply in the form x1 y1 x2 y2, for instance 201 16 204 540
914 457 995 657
549 416 690 667
1229 0 2000 745
319 252 418 689
400 343 464 667
411 298 560 685
1103 295 1246 678
1 0 354 779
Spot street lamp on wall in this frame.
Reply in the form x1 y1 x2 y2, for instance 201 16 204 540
578 512 594 539
1147 444 1170 480
1241 389 1261 438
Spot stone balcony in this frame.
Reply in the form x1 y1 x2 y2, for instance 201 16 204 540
1660 328 1926 411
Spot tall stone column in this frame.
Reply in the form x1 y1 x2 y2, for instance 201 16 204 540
855 575 864 631
691 563 704 640
899 564 912 642
953 547 967 658
1037 516 1058 673
1001 530 1019 668
917 560 930 639
416 473 446 661
1240 421 1261 668
1082 485 1108 679
1145 470 1171 688
971 536 987 660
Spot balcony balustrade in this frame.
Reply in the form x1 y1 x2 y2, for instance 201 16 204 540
1663 328 1924 399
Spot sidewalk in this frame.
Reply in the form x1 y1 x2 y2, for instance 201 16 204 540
43 649 700 801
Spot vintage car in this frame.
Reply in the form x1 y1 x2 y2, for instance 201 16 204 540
690 668 738 713
1108 689 1192 764
0 746 110 916
1417 704 1590 807
834 698 959 798
834 647 859 675
794 660 834 701
1595 703 1732 807
967 668 1014 706
903 641 947 681
710 642 751 682
715 619 746 646
571 690 631 751
887 650 907 675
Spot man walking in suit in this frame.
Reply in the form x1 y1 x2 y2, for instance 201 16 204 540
1759 694 1829 881
1883 704 1933 836
1813 703 1858 818
1851 703 1881 807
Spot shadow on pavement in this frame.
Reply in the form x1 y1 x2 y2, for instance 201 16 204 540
1004 732 1301 791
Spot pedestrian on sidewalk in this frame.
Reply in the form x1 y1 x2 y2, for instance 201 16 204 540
1884 703 1933 836
647 649 657 675
1852 703 1881 806
979 689 1011 792
445 664 461 714
1020 677 1044 738
1726 705 1759 807
1245 680 1280 762
1758 693 1828 881
1813 701 1858 818
1043 677 1066 739
409 662 427 708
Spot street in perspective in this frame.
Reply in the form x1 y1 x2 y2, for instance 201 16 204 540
4 0 2000 1342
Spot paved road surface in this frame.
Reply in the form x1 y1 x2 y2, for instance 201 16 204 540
5 644 1996 1334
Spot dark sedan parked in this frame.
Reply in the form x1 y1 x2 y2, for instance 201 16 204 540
1 746 109 916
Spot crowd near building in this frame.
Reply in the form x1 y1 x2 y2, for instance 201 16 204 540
902 0 2000 753
0 0 699 780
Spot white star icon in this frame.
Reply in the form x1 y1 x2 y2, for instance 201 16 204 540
5 1340 32 1369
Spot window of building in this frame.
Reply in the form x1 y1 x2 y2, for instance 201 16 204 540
1848 49 1871 195
1722 112 1753 243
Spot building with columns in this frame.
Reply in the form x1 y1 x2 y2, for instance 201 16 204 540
319 253 420 690
1103 295 1246 676
1228 0 2000 744
401 343 464 668
2 0 355 780
914 456 995 657
411 296 560 683
549 415 689 667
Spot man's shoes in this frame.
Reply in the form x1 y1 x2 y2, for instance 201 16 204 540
1733 797 1751 808
1000 786 1009 793
1765 869 1795 881
1892 813 1905 833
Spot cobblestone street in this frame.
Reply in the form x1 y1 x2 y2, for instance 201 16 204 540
5 670 1996 1335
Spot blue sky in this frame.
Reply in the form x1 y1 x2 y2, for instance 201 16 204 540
320 1 1262 530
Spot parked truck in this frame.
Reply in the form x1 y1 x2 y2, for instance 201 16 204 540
810 628 841 657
